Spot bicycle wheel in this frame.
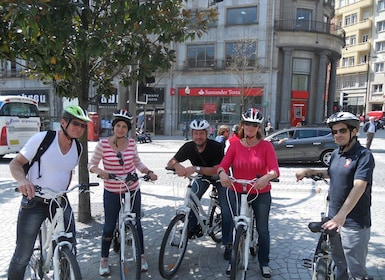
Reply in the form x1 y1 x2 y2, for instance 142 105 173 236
120 222 141 280
249 216 258 257
159 213 189 279
315 258 328 280
208 204 222 243
29 229 45 280
230 226 247 280
57 246 82 280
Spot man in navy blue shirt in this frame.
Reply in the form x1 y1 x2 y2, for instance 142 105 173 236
296 112 374 280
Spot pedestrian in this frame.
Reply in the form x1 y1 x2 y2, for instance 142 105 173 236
363 116 377 150
88 109 158 276
228 124 240 144
296 111 375 280
215 124 230 150
182 122 189 140
216 108 280 278
7 105 91 280
166 119 236 261
264 122 274 136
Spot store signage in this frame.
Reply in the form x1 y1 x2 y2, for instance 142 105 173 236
0 90 49 105
178 87 263 96
221 103 237 114
203 103 217 114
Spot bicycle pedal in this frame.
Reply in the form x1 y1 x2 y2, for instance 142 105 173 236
302 258 312 268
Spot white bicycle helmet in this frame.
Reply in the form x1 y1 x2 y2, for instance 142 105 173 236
112 109 133 128
190 119 210 130
326 112 360 130
242 108 264 123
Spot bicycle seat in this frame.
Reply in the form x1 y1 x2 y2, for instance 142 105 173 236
308 219 337 236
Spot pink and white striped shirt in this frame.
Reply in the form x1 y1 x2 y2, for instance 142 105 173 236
88 138 147 193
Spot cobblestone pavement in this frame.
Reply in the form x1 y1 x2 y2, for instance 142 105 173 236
0 129 384 279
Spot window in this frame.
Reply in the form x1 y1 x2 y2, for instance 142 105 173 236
375 63 384 72
345 15 351 26
292 75 309 91
373 84 383 92
227 6 258 25
362 34 368 42
379 0 385 11
351 13 357 24
376 41 385 52
296 8 312 31
225 41 257 68
378 21 385 32
360 55 367 64
349 35 356 45
187 44 215 68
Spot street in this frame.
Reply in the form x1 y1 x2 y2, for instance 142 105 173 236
0 130 384 279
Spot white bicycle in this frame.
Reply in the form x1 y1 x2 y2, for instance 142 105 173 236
26 182 99 280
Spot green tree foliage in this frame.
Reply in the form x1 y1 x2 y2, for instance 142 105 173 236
0 0 217 222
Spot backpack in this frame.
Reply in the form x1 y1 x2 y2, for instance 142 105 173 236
23 130 81 178
363 122 369 133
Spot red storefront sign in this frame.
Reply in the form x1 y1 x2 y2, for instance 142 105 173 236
177 87 263 96
203 103 217 114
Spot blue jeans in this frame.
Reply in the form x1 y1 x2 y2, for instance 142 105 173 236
188 177 235 246
102 189 144 257
229 191 271 267
8 198 76 280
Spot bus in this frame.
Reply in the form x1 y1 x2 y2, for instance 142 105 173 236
0 95 40 156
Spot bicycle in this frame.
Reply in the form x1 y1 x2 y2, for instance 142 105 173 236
158 168 222 279
301 174 337 280
105 172 151 280
23 182 99 280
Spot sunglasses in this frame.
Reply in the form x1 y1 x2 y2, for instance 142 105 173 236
243 121 259 128
71 120 87 129
332 128 349 135
117 152 124 166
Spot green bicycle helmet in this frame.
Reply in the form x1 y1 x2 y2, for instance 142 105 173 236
63 105 91 123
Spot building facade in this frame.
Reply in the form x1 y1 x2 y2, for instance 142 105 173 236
1 0 346 136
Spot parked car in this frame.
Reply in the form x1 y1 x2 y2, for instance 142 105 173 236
265 127 338 166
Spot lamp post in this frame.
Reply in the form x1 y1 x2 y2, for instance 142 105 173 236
185 86 190 140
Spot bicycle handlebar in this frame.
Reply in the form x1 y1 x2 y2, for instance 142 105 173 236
15 182 99 197
98 172 151 183
304 173 329 184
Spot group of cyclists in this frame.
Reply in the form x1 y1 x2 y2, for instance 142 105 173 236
8 104 375 280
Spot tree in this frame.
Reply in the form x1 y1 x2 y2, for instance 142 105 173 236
226 37 264 116
0 0 217 222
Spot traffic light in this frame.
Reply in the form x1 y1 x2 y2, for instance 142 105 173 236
339 92 348 108
333 102 340 113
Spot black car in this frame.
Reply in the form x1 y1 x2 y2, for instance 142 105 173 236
265 127 338 167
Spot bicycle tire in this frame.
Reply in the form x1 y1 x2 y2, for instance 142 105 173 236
230 225 247 280
120 222 141 280
315 258 328 280
249 216 258 257
208 204 222 243
158 213 189 279
29 229 45 280
57 246 82 280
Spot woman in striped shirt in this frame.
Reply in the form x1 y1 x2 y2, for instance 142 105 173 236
88 109 158 276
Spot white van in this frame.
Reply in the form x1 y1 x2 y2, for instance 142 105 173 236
0 95 41 156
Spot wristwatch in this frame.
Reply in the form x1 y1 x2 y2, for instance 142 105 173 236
195 166 201 173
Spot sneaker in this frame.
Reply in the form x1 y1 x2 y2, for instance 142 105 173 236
99 258 110 276
225 263 231 276
223 247 231 261
261 266 272 278
141 255 148 272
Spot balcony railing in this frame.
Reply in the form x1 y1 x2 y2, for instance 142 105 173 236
275 19 345 41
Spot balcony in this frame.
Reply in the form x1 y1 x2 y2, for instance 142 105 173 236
337 63 368 75
275 19 345 42
345 41 371 53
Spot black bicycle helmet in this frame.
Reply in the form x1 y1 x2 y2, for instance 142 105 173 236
112 109 133 129
326 112 360 131
190 119 210 130
242 108 264 123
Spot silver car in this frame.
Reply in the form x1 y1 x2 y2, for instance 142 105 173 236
265 127 338 167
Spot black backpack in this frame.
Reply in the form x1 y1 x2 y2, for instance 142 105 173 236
23 130 81 178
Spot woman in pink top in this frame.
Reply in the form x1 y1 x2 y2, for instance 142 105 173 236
88 109 157 276
216 108 279 278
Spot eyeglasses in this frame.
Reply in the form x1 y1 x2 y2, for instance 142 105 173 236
332 128 349 135
71 120 87 129
243 121 259 128
117 152 124 166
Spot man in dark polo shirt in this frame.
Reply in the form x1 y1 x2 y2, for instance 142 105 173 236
296 112 375 280
167 119 235 260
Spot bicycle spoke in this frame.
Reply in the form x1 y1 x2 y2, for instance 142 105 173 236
230 226 247 280
120 222 141 280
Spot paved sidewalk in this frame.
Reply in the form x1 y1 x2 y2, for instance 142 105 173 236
0 129 384 279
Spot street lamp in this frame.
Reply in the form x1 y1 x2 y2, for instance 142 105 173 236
185 86 190 140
